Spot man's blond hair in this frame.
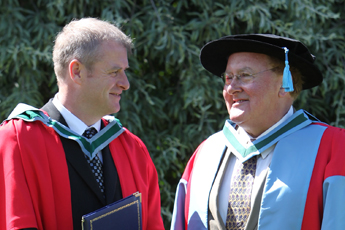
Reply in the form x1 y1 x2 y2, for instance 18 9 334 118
53 18 133 81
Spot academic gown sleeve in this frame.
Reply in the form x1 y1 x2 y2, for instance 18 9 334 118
170 143 205 230
0 119 73 230
301 126 345 230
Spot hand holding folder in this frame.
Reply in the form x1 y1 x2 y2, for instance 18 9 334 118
82 192 142 230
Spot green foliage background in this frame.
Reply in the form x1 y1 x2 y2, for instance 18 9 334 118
0 0 344 228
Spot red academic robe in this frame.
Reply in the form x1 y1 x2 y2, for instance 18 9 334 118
0 118 164 230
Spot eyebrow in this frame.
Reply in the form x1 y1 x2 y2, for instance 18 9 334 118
238 67 253 72
107 65 130 73
226 66 253 73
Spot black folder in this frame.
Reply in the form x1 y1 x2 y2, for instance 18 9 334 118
81 192 142 230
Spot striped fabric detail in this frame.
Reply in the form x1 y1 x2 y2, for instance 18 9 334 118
6 105 124 160
222 110 312 160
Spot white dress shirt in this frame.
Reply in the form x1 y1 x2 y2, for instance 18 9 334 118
218 106 294 224
52 94 103 163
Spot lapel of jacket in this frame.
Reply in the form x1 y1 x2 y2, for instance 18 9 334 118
208 148 230 230
101 120 122 204
102 145 116 204
41 99 105 204
244 165 269 230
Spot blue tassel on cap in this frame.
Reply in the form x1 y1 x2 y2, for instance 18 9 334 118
282 47 294 92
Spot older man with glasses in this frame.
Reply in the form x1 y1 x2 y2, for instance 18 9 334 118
171 34 345 230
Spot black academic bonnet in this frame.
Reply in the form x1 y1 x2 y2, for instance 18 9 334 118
199 34 323 89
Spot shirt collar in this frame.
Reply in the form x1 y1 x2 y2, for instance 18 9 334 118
52 94 101 135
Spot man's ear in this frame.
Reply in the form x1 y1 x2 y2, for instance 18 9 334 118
278 87 290 98
69 59 84 85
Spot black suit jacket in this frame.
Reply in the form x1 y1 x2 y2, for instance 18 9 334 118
41 100 122 230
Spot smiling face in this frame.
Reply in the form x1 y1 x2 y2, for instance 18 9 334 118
223 52 293 137
80 40 130 119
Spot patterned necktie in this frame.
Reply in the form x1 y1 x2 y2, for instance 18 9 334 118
82 127 105 194
226 155 257 230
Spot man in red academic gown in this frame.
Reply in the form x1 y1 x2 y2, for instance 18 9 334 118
0 18 164 230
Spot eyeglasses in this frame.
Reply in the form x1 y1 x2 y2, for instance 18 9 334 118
221 67 277 85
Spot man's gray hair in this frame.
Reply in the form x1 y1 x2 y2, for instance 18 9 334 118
52 18 133 80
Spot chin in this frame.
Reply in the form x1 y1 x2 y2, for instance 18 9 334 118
230 109 245 121
112 107 121 114
108 110 119 115
108 103 121 113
